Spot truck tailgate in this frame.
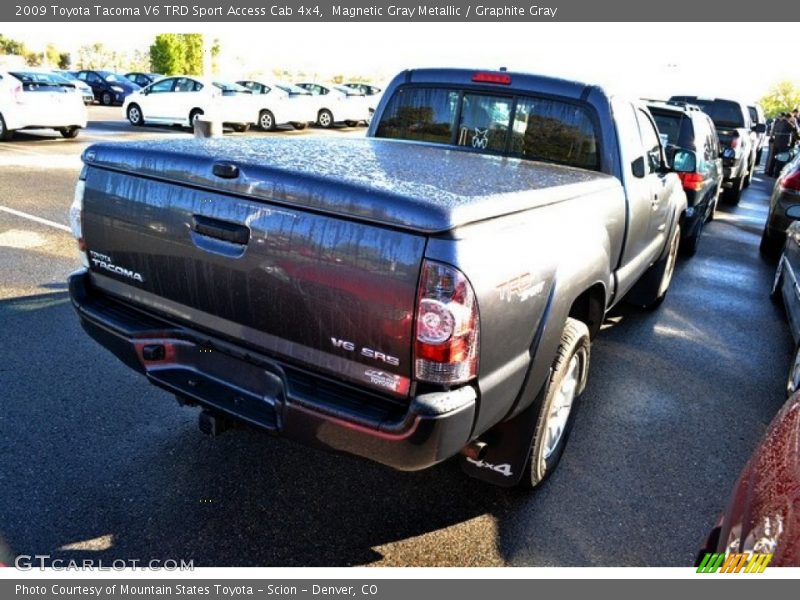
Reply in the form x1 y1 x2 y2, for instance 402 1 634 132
81 165 425 398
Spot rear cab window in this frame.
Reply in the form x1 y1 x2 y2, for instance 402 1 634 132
374 85 601 171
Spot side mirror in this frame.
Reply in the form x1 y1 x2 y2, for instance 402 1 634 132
632 156 646 178
754 123 767 134
786 205 800 219
672 150 697 173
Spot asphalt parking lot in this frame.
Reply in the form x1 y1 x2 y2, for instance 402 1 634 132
0 106 792 566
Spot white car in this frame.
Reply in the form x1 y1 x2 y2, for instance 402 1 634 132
123 76 253 131
0 69 88 140
294 82 371 128
52 70 95 105
236 80 317 131
341 82 383 116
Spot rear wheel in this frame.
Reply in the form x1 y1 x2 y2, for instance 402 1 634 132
518 318 590 489
101 91 113 106
127 104 144 126
317 109 334 129
760 228 783 260
724 176 744 205
58 127 79 139
258 110 276 131
344 120 358 127
680 221 701 257
231 123 250 133
189 109 204 128
0 114 12 141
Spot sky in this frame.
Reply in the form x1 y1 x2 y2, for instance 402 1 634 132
5 22 799 100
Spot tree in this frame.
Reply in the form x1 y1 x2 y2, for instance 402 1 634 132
77 43 113 70
150 33 213 76
760 80 800 118
0 34 27 56
58 52 71 69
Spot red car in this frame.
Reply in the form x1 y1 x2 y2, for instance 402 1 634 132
699 392 800 565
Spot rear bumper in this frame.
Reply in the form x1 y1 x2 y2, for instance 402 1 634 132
68 269 476 471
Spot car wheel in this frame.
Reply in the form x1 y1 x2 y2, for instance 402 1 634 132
626 223 681 309
231 123 249 133
518 318 590 489
757 148 764 166
0 113 12 141
189 109 204 128
344 120 358 127
259 110 276 131
127 104 144 126
58 127 79 139
786 344 800 397
317 109 334 129
744 160 754 188
290 122 308 130
680 221 701 257
724 176 744 205
101 91 113 106
760 228 783 260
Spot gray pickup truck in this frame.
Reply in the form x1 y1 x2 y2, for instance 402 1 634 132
68 68 686 488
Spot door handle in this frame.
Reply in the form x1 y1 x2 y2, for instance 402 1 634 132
191 215 250 245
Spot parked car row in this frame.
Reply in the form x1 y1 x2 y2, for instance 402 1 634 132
122 75 377 131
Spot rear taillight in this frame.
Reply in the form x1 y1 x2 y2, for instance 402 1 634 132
69 166 88 267
781 171 800 192
472 72 511 85
678 172 704 192
414 260 479 385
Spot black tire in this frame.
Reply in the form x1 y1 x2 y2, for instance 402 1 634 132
744 159 754 188
189 109 204 128
518 318 590 489
258 110 276 131
231 123 250 133
724 176 744 205
760 228 783 260
344 120 358 127
317 109 334 129
0 113 12 141
756 148 764 166
628 223 681 309
290 121 308 130
127 104 144 126
101 91 113 106
58 127 79 139
680 222 701 257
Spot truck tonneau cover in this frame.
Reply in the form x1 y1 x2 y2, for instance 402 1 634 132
84 137 618 233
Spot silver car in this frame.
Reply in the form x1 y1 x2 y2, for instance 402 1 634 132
761 149 800 258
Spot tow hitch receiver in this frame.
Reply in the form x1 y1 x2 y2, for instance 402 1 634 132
199 409 233 436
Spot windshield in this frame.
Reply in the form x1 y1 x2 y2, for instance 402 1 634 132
276 82 311 95
10 71 71 87
213 81 251 93
375 85 600 171
672 97 745 128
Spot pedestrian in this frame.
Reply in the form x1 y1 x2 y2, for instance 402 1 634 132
767 113 793 176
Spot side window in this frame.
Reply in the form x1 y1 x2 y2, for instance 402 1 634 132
87 73 102 84
613 100 644 176
193 80 204 92
692 116 712 174
636 109 662 174
173 78 197 92
76 71 87 81
148 78 174 93
457 94 512 152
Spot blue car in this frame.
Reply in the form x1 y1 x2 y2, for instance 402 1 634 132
72 70 140 106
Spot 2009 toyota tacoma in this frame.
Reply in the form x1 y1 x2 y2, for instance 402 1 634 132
68 68 687 488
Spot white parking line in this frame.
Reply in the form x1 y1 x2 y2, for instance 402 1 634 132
0 206 71 233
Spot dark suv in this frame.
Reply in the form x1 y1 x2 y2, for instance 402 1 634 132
649 101 723 255
670 96 763 204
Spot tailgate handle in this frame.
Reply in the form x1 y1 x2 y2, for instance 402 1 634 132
192 215 250 245
212 162 240 179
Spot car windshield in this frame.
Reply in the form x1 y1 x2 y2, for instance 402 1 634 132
375 85 600 171
276 83 311 95
673 97 745 128
213 81 251 93
10 71 70 87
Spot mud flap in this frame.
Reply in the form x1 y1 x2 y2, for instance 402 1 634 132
459 378 548 487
